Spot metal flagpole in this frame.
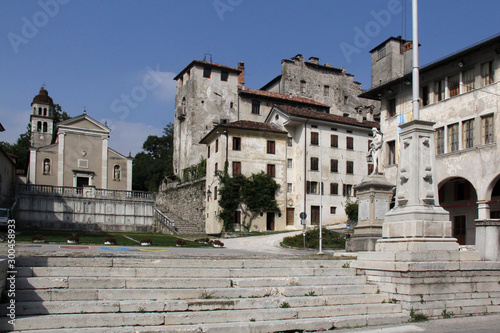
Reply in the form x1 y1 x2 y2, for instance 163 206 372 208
412 0 420 121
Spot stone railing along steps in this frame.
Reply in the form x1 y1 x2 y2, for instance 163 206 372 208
0 257 409 332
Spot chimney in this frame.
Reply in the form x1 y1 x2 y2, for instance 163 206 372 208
403 41 413 52
292 54 304 62
238 62 245 88
309 57 319 65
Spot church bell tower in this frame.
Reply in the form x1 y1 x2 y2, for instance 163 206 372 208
30 86 55 148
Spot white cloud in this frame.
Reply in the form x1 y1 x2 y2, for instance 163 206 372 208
0 106 31 144
136 66 176 102
102 118 163 157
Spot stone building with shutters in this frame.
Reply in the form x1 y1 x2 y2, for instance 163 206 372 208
173 56 378 180
27 88 133 191
359 34 500 245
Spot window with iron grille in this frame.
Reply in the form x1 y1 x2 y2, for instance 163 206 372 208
287 137 293 147
287 159 292 168
463 119 474 149
287 183 292 193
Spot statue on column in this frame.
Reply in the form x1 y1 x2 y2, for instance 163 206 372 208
368 127 383 175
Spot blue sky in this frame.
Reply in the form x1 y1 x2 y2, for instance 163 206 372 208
1 0 499 156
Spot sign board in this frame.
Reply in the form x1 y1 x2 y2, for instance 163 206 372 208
300 219 307 225
299 212 307 220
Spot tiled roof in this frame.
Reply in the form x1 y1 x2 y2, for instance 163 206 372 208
219 120 287 133
199 120 286 144
239 88 329 108
274 105 379 129
174 60 242 80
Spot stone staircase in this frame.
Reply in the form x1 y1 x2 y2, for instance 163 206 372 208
161 210 205 234
1 257 409 332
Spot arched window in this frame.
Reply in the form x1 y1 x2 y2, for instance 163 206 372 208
113 165 121 181
43 108 47 116
42 122 47 132
37 121 42 132
38 107 42 115
43 159 51 175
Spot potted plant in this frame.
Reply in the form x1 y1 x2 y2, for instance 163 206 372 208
209 239 224 248
175 238 187 247
32 234 45 243
66 234 79 244
140 238 153 246
104 236 117 245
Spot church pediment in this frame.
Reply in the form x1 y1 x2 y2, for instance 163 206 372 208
56 113 110 134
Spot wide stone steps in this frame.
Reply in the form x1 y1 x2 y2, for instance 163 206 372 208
1 257 409 332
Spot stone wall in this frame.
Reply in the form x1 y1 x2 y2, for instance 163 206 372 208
354 259 500 319
16 186 155 232
157 177 206 232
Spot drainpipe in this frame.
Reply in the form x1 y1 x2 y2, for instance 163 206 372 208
304 120 309 228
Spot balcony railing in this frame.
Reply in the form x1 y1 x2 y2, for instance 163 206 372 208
17 184 156 201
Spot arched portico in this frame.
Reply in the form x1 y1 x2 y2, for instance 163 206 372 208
438 177 478 245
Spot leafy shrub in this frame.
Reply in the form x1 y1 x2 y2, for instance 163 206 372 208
281 227 345 249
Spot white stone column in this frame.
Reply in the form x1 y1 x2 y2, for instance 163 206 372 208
127 157 133 191
477 201 491 220
28 148 37 184
57 133 65 186
101 137 108 189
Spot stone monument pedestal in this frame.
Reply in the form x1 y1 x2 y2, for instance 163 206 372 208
352 121 489 319
347 175 394 252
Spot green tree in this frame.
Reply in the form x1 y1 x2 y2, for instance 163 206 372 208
217 168 281 231
132 123 174 192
